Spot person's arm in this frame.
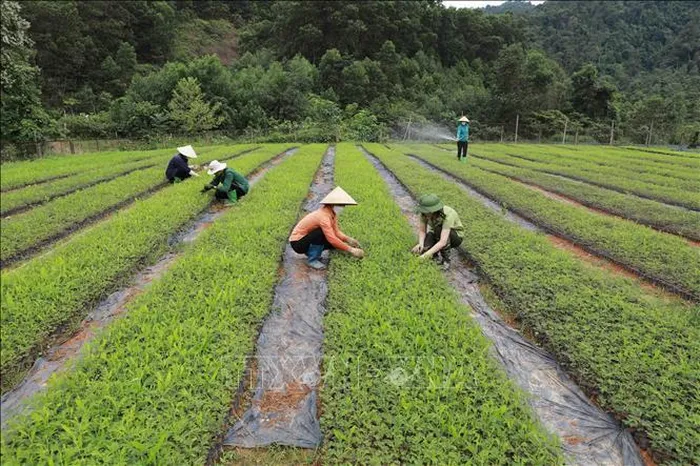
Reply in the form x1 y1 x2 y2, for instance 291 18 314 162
217 171 233 193
319 216 352 252
420 227 450 258
412 217 427 253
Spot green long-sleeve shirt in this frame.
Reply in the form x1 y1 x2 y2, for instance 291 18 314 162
211 168 249 194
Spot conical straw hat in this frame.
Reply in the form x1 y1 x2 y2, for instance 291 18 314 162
207 160 227 175
458 116 469 122
320 186 357 205
178 145 197 158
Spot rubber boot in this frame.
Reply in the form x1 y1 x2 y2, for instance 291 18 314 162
224 190 238 206
306 244 326 270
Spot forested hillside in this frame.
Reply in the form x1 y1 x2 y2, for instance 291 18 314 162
2 0 698 154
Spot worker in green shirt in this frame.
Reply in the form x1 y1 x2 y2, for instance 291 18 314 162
411 194 463 269
201 160 250 206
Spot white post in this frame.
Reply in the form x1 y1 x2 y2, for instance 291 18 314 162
609 120 615 145
500 126 504 143
514 114 519 143
648 121 653 146
562 118 568 144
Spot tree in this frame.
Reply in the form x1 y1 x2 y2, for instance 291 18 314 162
0 1 53 142
571 64 619 120
168 77 224 134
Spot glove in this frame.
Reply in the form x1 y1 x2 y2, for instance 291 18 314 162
189 170 200 177
350 247 365 258
411 244 423 254
347 237 360 247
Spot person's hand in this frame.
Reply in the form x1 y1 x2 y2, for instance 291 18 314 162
347 237 360 247
411 244 423 254
419 251 433 260
201 184 213 192
350 247 365 258
190 170 200 177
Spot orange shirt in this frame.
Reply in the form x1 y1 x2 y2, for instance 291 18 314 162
289 206 351 251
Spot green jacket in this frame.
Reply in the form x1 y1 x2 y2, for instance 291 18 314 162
211 168 249 194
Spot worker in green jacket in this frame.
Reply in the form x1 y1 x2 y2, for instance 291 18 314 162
201 160 249 205
411 194 464 269
456 116 469 162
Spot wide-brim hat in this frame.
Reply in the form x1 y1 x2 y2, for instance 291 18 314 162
320 186 357 206
178 145 197 158
458 116 469 123
417 193 444 214
207 160 227 175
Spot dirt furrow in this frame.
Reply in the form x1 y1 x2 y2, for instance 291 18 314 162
208 147 335 463
360 146 645 466
0 148 297 430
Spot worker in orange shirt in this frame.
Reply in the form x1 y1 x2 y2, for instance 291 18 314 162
289 186 364 270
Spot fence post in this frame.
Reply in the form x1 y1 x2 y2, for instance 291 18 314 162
562 118 568 144
514 114 519 143
648 121 653 146
575 128 579 145
609 120 615 145
69 140 75 154
538 129 542 143
500 126 504 143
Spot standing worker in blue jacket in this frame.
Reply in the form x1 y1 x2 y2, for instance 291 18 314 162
456 116 470 162
165 145 200 183
201 160 249 206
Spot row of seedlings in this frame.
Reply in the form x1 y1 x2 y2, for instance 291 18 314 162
481 144 698 184
0 145 258 267
1 145 327 464
1 154 178 216
366 144 700 465
430 145 700 241
320 143 563 464
0 145 284 393
470 146 700 210
401 145 699 300
0 148 174 192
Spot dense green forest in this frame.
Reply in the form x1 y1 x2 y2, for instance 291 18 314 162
1 0 699 153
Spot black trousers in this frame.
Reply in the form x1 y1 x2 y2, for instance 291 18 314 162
215 185 246 200
457 141 468 159
425 226 462 260
290 228 335 254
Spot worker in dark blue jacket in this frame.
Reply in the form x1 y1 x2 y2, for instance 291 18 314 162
165 145 200 183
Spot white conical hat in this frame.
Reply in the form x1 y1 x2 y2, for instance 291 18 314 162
207 160 227 175
178 145 197 158
458 116 469 122
320 186 357 205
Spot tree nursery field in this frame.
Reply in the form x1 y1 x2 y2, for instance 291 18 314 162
1 143 698 465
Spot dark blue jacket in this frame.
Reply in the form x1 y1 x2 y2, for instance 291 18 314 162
165 154 191 181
